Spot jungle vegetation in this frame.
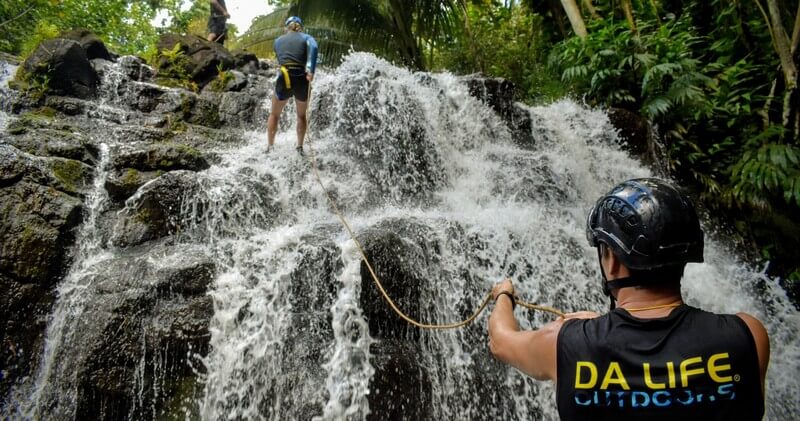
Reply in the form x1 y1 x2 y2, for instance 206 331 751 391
1 0 798 292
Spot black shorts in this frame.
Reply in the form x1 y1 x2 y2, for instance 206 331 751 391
275 68 309 101
207 16 227 36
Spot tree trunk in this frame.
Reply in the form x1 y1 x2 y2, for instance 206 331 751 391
766 0 797 89
791 0 800 54
547 0 569 38
560 0 588 38
620 0 638 33
387 0 425 70
582 0 601 19
460 4 485 73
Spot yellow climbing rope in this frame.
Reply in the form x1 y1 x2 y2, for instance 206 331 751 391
301 85 565 329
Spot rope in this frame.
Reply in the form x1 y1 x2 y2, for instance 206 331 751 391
301 84 565 329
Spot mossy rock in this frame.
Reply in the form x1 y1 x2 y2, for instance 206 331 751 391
186 99 221 129
105 168 164 203
154 76 198 92
7 108 75 135
112 144 209 173
0 182 83 285
7 108 56 134
49 157 91 194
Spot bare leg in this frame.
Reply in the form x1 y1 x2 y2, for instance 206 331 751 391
295 99 308 148
268 95 288 149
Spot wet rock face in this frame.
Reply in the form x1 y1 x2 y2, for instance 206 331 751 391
332 76 445 202
367 339 432 421
463 75 515 118
65 245 216 421
462 75 535 148
356 218 443 418
0 146 88 284
117 56 155 82
111 170 201 247
275 232 343 419
0 144 87 406
358 218 441 341
21 39 98 99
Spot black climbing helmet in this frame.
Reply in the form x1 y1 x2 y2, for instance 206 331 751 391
586 178 704 270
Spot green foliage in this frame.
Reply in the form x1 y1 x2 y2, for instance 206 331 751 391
0 0 168 56
552 16 712 120
209 63 234 92
20 21 60 58
731 135 800 209
436 2 565 102
13 64 52 101
154 43 198 92
550 0 799 281
249 0 465 69
0 0 50 55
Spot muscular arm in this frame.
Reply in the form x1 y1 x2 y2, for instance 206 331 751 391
487 279 564 380
737 312 770 396
489 297 563 380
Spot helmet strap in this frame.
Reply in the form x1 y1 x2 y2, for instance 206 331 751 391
597 247 645 311
597 248 615 311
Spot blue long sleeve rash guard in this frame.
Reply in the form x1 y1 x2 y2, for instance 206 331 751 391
274 31 319 74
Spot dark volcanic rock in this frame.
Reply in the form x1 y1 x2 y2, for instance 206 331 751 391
367 340 432 421
0 145 86 406
358 218 441 340
112 144 210 173
67 245 215 421
462 74 515 118
156 33 234 88
232 50 259 74
117 55 155 82
111 170 201 247
59 29 113 61
333 76 444 202
20 39 98 99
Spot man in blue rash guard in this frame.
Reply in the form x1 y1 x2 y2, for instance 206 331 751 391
267 16 319 155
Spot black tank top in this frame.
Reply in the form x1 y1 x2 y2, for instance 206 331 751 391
556 305 763 421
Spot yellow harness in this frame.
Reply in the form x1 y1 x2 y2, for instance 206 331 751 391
279 61 304 89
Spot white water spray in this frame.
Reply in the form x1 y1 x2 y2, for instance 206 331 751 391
193 53 798 420
4 52 796 420
19 143 112 419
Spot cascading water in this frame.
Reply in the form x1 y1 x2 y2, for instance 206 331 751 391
188 53 798 420
4 52 797 420
0 61 17 131
20 143 113 419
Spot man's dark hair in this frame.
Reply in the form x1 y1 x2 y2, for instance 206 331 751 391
600 242 686 286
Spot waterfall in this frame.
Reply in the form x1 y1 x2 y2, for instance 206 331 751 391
0 61 17 131
3 52 797 420
189 53 798 420
21 143 113 420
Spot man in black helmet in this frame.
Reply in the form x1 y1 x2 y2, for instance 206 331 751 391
488 178 769 421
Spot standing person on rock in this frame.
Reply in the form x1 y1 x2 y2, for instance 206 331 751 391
488 178 770 420
267 16 318 155
207 0 230 44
